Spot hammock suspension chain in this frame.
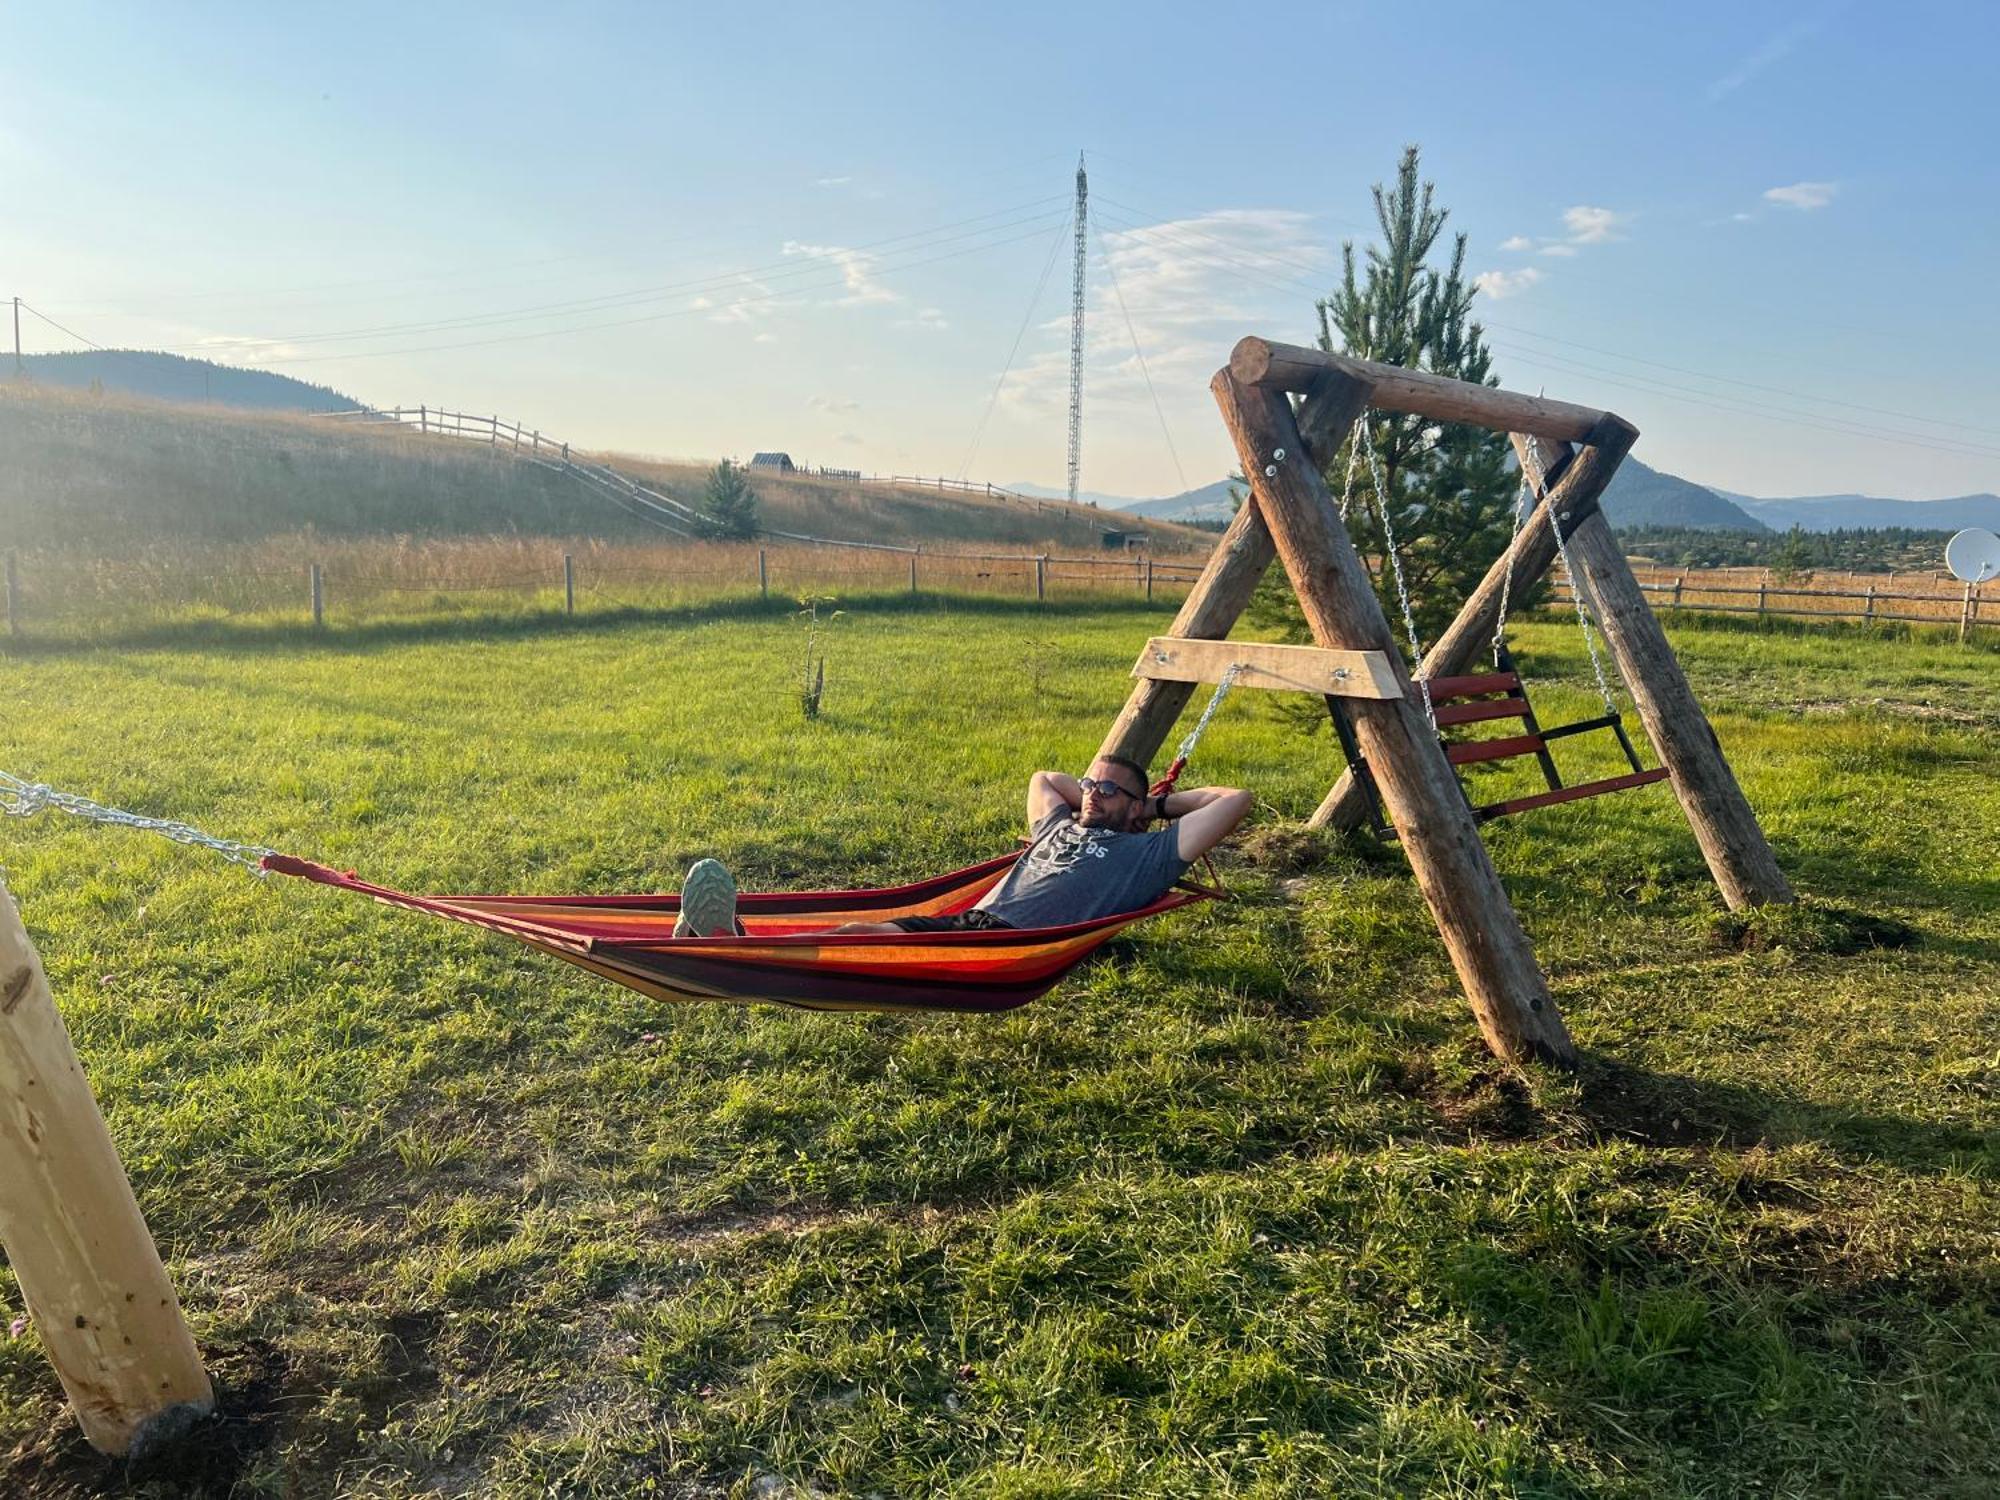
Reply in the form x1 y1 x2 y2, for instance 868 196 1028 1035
1151 662 1243 795
0 771 277 875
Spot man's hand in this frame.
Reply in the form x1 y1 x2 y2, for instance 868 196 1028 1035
1027 770 1083 827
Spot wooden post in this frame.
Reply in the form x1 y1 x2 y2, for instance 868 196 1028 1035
1961 580 1976 644
910 550 919 594
419 405 427 434
0 880 214 1455
1308 420 1629 831
1097 495 1277 768
1216 367 1573 1065
1035 555 1046 600
1864 582 1876 624
1517 435 1794 909
1673 574 1685 611
563 553 575 615
1757 577 1767 619
309 563 323 628
5 550 16 638
1145 557 1154 603
758 549 768 599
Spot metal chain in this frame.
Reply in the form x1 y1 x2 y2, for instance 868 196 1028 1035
1547 508 1621 715
1172 662 1243 767
0 772 277 875
1354 421 1437 730
1492 473 1533 653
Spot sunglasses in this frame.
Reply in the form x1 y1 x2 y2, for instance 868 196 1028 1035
1077 775 1143 800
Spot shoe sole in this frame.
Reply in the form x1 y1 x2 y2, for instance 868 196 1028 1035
675 859 740 938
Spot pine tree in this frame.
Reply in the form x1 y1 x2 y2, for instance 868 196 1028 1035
1315 146 1518 642
699 459 760 540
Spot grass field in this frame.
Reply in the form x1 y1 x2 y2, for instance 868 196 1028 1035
0 602 1995 1497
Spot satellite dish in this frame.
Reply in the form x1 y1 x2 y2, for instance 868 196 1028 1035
1945 527 2000 585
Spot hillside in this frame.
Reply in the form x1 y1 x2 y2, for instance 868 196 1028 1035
1014 477 1240 525
1736 492 2000 532
15 350 359 412
1600 457 1767 531
0 385 1209 554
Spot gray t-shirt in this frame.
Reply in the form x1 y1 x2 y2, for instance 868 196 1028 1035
973 805 1190 929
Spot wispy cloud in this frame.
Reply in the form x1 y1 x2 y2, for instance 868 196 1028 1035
782 241 900 306
1709 12 1834 100
814 175 852 188
1472 267 1543 300
1763 180 1838 210
898 305 949 331
1561 205 1627 244
1536 243 1579 259
997 208 1332 419
808 395 860 414
1498 235 1533 252
687 272 789 325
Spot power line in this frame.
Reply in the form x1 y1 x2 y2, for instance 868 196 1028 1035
1090 220 1188 495
957 212 1072 481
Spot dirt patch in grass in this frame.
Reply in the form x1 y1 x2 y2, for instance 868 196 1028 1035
0 1338 289 1500
1707 900 1921 956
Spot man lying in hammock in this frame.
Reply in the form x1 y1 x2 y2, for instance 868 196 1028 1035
671 755 1253 938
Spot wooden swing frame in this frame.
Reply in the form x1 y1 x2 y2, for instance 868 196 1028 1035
1096 337 1794 1066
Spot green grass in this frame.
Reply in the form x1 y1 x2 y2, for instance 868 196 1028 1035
0 605 1994 1497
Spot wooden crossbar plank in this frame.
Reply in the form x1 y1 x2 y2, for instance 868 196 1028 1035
1476 767 1670 819
1429 671 1520 699
1431 697 1530 727
1132 636 1402 700
1446 733 1547 767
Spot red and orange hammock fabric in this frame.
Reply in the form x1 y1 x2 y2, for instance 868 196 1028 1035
262 851 1220 1015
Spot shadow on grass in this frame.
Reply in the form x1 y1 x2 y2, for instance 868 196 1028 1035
0 590 1181 661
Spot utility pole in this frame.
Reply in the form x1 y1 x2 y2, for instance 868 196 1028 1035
12 298 20 377
1066 154 1087 506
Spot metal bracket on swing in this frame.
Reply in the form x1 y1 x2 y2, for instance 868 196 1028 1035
1132 637 1403 699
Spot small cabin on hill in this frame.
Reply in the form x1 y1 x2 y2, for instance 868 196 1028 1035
749 452 796 474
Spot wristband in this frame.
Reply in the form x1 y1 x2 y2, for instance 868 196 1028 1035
1155 794 1171 821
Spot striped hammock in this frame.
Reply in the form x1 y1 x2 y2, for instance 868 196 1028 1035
262 851 1220 1015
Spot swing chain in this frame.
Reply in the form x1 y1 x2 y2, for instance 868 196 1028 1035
1492 472 1533 653
0 772 278 875
1546 502 1620 715
1353 421 1437 731
1172 662 1243 768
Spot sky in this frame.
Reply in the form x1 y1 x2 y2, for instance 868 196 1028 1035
4 1 1998 502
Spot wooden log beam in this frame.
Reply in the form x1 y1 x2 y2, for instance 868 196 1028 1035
0 880 213 1456
1214 367 1574 1065
1308 415 1636 830
1096 494 1277 771
1133 637 1403 700
1231 337 1606 444
1516 435 1795 909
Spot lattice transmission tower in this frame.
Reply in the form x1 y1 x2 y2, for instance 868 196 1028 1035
1066 153 1087 506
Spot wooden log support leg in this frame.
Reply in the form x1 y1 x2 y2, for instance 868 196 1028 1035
1515 436 1794 909
1214 369 1574 1065
0 880 213 1455
1097 491 1278 769
1308 416 1637 830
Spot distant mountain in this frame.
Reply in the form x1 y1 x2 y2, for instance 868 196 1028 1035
16 350 358 412
1734 493 2000 532
1601 457 1768 531
1010 477 1240 524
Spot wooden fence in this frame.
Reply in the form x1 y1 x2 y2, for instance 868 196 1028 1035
1553 564 1992 643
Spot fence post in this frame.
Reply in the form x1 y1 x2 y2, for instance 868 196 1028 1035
309 563 323 628
5 550 16 637
1672 573 1684 611
0 879 215 1455
1961 580 1977 645
419 405 428 434
563 553 575 615
1756 577 1766 619
1864 583 1876 625
1035 555 1047 601
489 415 499 446
909 550 919 594
561 441 569 463
758 549 768 599
1145 556 1154 603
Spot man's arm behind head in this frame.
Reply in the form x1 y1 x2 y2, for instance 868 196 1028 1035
1169 787 1254 862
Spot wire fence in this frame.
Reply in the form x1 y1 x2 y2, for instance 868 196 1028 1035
1553 563 1992 641
0 535 1213 641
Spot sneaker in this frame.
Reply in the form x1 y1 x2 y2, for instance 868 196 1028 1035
673 858 744 938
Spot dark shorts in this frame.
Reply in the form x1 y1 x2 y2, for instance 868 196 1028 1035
889 910 1016 934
